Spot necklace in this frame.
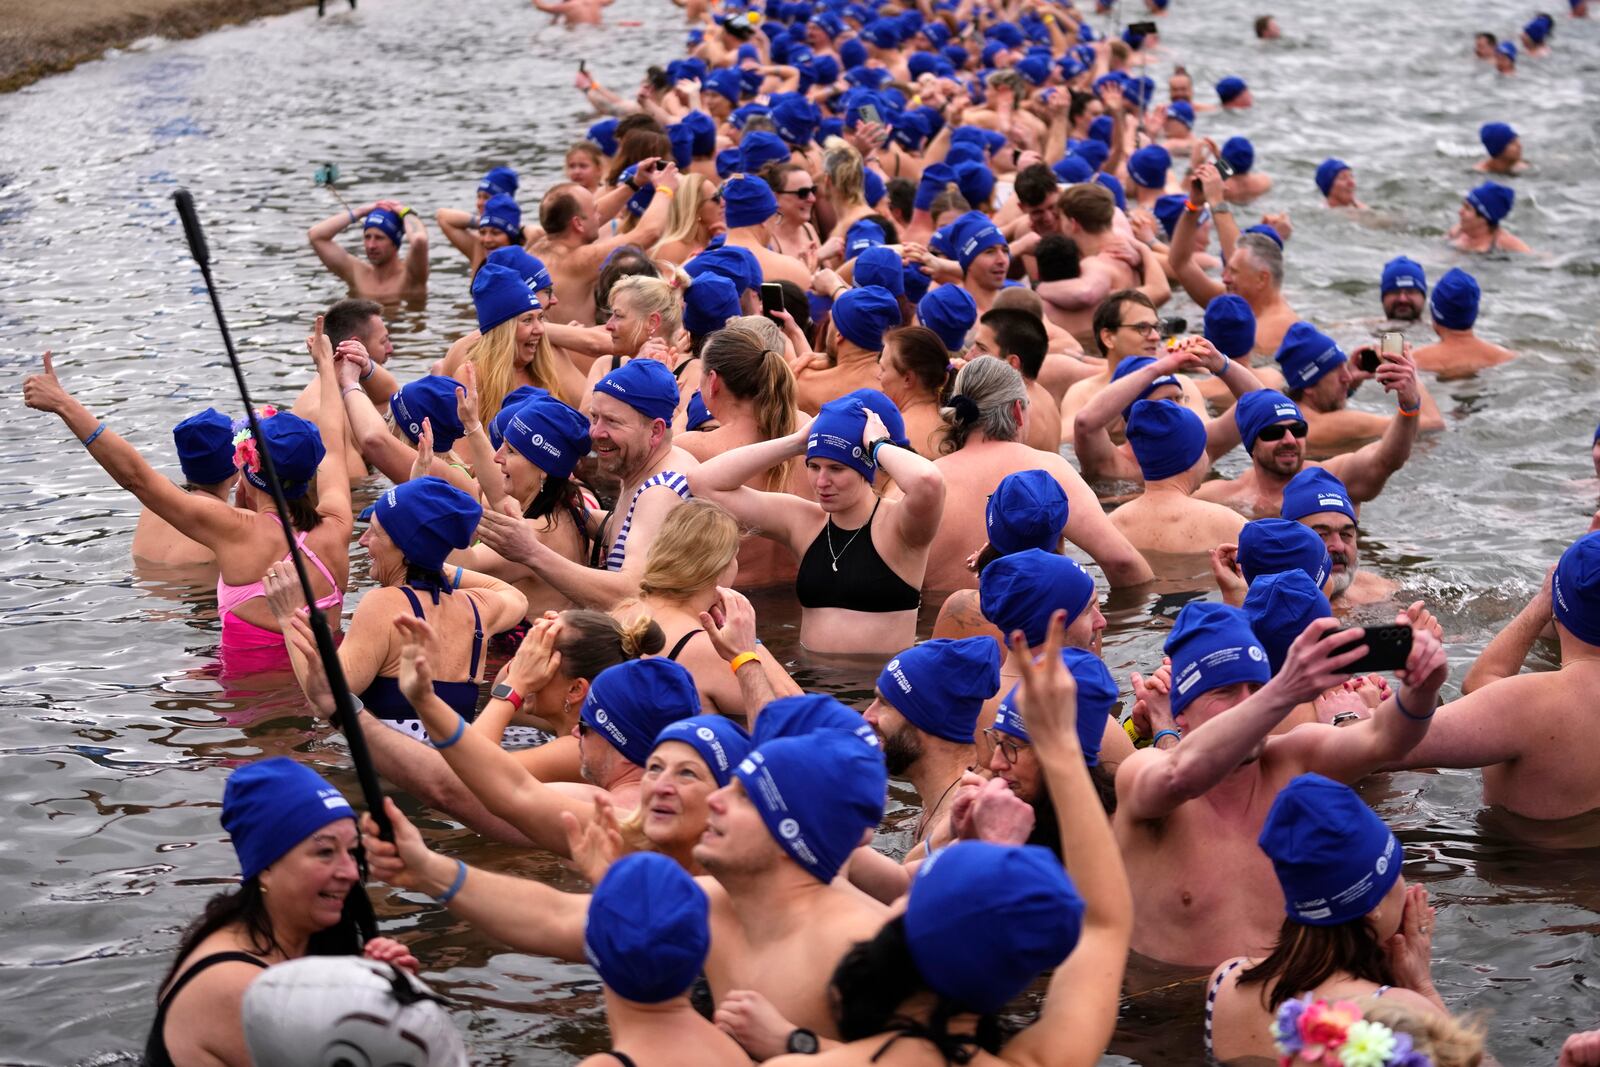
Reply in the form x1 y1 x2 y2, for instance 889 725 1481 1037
916 773 965 842
824 516 866 572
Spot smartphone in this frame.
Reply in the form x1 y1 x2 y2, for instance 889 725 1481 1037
578 60 587 74
1129 20 1158 35
1355 345 1380 374
760 282 785 320
860 103 882 127
1213 156 1236 181
1379 330 1404 360
1158 316 1187 340
1335 624 1414 674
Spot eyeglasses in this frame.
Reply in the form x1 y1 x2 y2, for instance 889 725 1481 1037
708 188 724 203
1255 420 1308 443
983 728 1028 763
783 186 818 199
1116 321 1161 337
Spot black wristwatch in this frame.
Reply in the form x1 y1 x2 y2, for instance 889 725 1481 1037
786 1028 820 1054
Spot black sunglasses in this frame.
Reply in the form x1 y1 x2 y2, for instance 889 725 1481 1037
1256 420 1308 443
783 186 818 199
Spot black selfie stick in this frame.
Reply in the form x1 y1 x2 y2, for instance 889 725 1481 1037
172 189 393 852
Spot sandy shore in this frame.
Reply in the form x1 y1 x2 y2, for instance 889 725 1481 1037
0 0 331 92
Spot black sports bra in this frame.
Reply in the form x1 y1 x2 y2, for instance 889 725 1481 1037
795 499 921 613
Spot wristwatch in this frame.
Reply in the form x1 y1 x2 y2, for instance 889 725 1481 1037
786 1028 820 1054
1211 201 1232 215
489 682 523 711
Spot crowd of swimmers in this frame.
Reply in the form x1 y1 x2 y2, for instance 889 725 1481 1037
20 0 1600 1062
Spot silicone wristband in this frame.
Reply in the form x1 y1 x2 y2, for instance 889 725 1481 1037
729 651 761 674
433 714 468 749
1395 690 1433 721
1152 728 1182 746
452 566 464 590
436 859 468 905
81 424 106 447
359 359 375 381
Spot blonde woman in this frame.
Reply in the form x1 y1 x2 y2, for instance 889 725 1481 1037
616 499 794 716
677 321 810 588
579 273 700 413
652 174 724 266
818 139 874 251
463 264 574 426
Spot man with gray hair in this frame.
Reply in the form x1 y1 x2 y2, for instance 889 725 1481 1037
1223 233 1298 356
921 357 1152 591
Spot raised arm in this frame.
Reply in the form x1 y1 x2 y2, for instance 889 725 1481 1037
401 206 429 287
1053 460 1155 586
1116 618 1364 821
868 411 946 551
685 426 819 549
309 322 353 525
1073 348 1201 477
307 205 369 283
1323 347 1423 502
1167 165 1226 305
22 351 254 551
433 208 477 259
1036 256 1116 313
1002 614 1132 1067
1461 569 1553 694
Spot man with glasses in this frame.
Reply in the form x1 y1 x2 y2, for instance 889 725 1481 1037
1060 290 1204 443
1195 376 1424 520
1039 184 1168 352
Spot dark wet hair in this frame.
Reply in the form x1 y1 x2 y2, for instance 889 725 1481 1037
607 130 673 187
1035 234 1082 282
981 308 1049 379
1092 289 1156 357
886 177 916 226
1239 917 1395 1012
1013 164 1060 210
1067 90 1099 125
1254 14 1275 37
541 184 586 237
160 879 364 991
323 298 382 348
885 326 952 401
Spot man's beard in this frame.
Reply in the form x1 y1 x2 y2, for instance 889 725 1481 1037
883 726 923 778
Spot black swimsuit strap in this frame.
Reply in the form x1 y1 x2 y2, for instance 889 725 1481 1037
666 628 704 661
160 951 269 1012
870 1021 981 1065
607 1053 638 1067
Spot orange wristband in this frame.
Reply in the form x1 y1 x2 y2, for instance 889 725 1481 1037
729 651 760 673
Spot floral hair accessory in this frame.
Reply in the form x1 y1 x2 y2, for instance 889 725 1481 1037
229 406 278 474
1273 996 1432 1067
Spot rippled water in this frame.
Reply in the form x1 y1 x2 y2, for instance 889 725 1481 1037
1 0 1598 1062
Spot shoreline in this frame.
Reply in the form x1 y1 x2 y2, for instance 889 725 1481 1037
0 0 324 93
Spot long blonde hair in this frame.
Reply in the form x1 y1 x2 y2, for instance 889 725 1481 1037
637 499 741 600
469 316 570 425
609 275 685 345
700 324 798 492
823 138 867 208
654 176 714 256
1357 999 1485 1067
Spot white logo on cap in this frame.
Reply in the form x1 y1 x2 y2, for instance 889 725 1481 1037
696 726 716 741
1376 853 1389 876
885 658 900 672
531 433 545 447
1248 646 1265 662
595 710 609 725
778 818 800 839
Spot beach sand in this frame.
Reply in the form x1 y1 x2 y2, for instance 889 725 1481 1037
0 0 331 92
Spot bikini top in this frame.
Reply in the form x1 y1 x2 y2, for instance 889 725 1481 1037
359 586 484 722
795 499 921 613
216 514 343 619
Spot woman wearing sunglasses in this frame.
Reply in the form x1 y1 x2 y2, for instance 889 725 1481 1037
768 164 823 271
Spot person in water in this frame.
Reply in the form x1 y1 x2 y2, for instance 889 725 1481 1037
307 199 429 303
131 408 240 567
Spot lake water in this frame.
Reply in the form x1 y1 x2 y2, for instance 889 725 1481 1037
1 0 1598 1062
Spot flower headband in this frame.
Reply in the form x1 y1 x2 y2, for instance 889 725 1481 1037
1273 996 1433 1067
230 405 278 475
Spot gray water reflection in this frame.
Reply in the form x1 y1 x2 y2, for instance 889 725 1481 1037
0 0 1597 1062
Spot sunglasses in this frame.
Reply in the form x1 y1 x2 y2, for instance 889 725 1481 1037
1256 420 1309 443
783 186 818 199
983 728 1028 763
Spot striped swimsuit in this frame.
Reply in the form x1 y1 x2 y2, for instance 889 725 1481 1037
604 470 691 571
1204 958 1388 1063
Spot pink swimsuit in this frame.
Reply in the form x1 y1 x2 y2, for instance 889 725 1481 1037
217 515 344 673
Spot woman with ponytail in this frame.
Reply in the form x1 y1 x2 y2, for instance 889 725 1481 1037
677 320 811 587
876 326 954 456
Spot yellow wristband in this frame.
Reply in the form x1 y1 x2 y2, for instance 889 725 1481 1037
729 651 760 674
657 185 675 199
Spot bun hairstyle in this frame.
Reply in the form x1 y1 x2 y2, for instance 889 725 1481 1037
884 326 953 403
822 138 866 205
553 610 665 681
939 357 1028 453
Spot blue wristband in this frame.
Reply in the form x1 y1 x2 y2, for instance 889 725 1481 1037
432 713 467 749
1394 690 1433 721
82 423 106 447
436 859 468 905
452 566 464 590
1152 728 1182 746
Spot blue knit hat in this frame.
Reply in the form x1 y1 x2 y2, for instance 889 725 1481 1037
363 207 403 246
904 842 1083 1013
174 407 237 484
222 758 355 881
832 285 901 350
653 715 753 787
683 272 742 336
738 131 792 173
979 548 1097 648
479 166 519 198
1552 531 1600 648
242 412 325 499
1280 467 1357 524
472 262 539 335
917 284 978 352
807 396 875 480
1259 774 1401 926
1164 601 1272 717
1111 356 1181 420
845 217 887 258
723 175 779 228
1168 100 1195 128
594 358 680 422
1429 268 1480 330
1314 159 1350 198
1234 389 1304 451
587 118 619 155
1239 518 1331 588
1243 569 1333 674
854 245 905 296
1127 144 1171 190
580 658 701 766
373 476 483 572
1274 322 1347 390
986 469 1068 555
477 194 522 240
1379 256 1426 296
991 647 1119 766
842 387 909 448
878 637 1002 743
946 211 1006 273
1204 294 1257 358
686 240 763 296
488 386 548 451
585 853 710 1002
1479 122 1517 159
502 395 591 480
733 730 887 883
391 376 466 452
1220 136 1255 175
1464 181 1514 225
1216 76 1248 104
1125 399 1206 481
486 246 554 296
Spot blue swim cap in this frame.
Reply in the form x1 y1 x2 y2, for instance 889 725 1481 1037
1071 138 1110 173
487 386 547 451
1217 76 1248 104
1168 100 1195 128
477 194 522 240
1093 171 1126 210
594 358 680 422
904 842 1083 1013
373 476 482 573
363 207 403 246
1479 122 1517 159
391 375 466 452
917 285 978 353
845 217 887 259
1087 114 1115 145
653 714 753 786
1259 774 1401 926
667 123 695 169
174 407 237 485
502 395 590 480
223 758 354 881
705 68 745 106
1281 467 1357 524
585 853 710 1003
1220 136 1255 175
1165 601 1272 717
1524 13 1553 43
832 284 901 351
1239 518 1331 588
1053 154 1094 184
1496 40 1518 62
581 658 701 767
682 272 742 337
472 262 539 336
1204 294 1257 358
486 246 553 296
979 548 1098 648
842 387 909 448
992 647 1119 765
807 396 875 480
986 469 1068 556
243 412 326 499
1234 389 1303 451
1244 223 1283 248
479 166 519 198
954 162 998 210
1127 144 1171 190
723 174 779 227
1243 569 1332 674
878 637 1002 743
1465 181 1514 225
686 241 763 295
770 96 816 147
1379 256 1426 297
1429 268 1480 330
1554 532 1600 647
1314 158 1349 198
733 730 887 883
587 118 619 156
1126 399 1207 481
854 245 905 297
1274 322 1347 390
948 211 1006 272
1152 194 1203 239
